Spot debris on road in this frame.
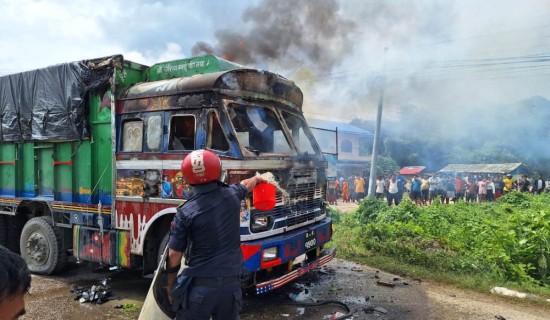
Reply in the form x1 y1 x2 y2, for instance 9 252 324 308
331 311 349 319
363 306 389 315
318 267 333 275
324 311 354 320
373 306 388 314
376 280 395 288
70 278 114 304
490 287 535 299
289 289 313 302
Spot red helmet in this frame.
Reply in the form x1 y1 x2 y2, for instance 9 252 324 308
181 150 222 184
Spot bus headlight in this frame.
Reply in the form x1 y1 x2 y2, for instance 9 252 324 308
251 214 271 232
262 247 278 261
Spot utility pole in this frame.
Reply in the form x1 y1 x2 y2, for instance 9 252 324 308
368 48 387 198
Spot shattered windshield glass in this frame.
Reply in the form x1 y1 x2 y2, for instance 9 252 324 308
281 111 320 156
227 104 292 154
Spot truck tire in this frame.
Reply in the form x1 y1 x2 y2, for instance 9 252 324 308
0 215 7 247
20 216 67 275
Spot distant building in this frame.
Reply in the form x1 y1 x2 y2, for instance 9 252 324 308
438 163 529 176
307 118 373 177
399 166 426 180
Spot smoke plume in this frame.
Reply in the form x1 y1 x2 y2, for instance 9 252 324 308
192 0 356 74
192 0 550 173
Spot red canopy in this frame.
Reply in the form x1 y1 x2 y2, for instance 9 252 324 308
399 166 426 175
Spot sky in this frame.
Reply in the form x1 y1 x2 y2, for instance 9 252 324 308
1 0 550 124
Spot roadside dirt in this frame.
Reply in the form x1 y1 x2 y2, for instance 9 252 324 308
20 202 550 319
241 258 550 320
22 262 147 320
21 258 550 320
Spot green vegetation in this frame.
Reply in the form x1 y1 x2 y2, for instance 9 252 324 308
122 303 139 312
330 192 550 296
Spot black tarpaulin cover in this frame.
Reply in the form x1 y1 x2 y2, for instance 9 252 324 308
0 55 122 142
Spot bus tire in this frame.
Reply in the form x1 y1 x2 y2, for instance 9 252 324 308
0 215 7 247
20 216 67 275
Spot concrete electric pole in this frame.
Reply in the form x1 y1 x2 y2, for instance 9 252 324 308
367 48 387 198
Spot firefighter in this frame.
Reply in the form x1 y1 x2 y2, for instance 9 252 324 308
165 149 265 320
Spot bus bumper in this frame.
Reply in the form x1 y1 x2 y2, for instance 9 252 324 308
255 246 336 294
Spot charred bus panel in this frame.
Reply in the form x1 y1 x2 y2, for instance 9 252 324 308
0 55 334 294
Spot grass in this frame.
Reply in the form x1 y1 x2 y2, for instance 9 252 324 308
328 201 550 305
122 303 140 312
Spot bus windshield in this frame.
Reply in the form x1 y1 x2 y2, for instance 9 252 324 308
228 104 292 154
280 111 320 156
227 104 292 155
227 103 321 156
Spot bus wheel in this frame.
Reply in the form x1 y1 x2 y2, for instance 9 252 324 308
20 217 67 275
0 215 7 247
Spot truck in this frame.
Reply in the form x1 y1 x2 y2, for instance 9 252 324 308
0 54 335 295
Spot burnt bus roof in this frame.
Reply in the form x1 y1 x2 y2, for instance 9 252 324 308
117 69 303 114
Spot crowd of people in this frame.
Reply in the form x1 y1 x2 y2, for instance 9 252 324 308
327 173 409 206
327 175 368 205
405 172 548 206
327 172 549 207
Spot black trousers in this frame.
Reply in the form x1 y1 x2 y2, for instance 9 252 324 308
176 278 242 320
387 192 399 206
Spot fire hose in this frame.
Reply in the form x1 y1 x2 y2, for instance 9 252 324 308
285 299 353 320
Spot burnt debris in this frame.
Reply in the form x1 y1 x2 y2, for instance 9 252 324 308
70 278 115 304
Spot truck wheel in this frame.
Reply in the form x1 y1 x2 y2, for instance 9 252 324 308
20 216 67 275
0 215 7 246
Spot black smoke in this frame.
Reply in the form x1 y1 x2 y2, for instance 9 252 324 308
190 0 550 175
192 0 356 74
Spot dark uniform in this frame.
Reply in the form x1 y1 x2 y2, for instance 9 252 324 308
168 181 246 320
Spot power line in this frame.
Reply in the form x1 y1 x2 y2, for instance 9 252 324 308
397 19 550 50
296 49 550 86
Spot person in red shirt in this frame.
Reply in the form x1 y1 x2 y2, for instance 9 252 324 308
454 174 466 202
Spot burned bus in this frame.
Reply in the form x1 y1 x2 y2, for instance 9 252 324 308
0 54 335 294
